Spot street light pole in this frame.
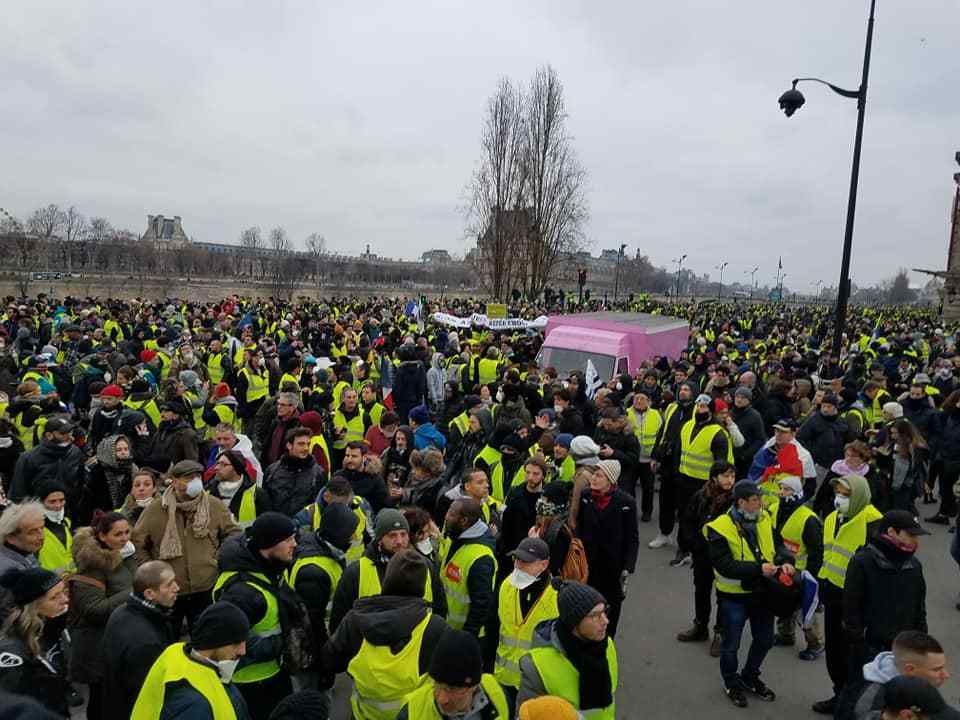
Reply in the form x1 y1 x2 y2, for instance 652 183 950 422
746 266 758 299
716 261 728 299
673 254 687 298
780 0 877 357
613 243 627 302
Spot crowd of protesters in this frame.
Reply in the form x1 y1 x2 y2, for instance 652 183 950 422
0 292 956 718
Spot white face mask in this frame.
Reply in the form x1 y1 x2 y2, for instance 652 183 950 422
58 441 73 448
44 508 65 524
135 497 154 508
415 537 434 556
509 568 539 590
216 658 240 684
185 477 204 498
120 540 136 559
218 479 243 498
834 496 850 514
0 436 12 448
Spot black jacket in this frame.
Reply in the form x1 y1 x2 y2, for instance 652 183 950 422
319 595 447 689
9 440 86 514
287 531 347 646
680 486 731 555
593 428 641 494
497 485 542 568
328 539 447 636
843 537 927 653
392 360 427 423
557 406 585 437
576 488 640 591
443 523 497 636
263 454 326 518
101 595 178 720
797 411 851 468
732 406 765 475
653 400 693 466
142 418 199 472
333 467 389 514
0 635 69 717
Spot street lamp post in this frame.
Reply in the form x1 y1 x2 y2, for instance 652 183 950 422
613 243 627 302
780 274 788 301
716 261 728 299
673 254 687 298
779 0 877 357
746 266 759 299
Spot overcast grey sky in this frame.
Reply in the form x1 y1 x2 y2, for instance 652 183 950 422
2 1 957 291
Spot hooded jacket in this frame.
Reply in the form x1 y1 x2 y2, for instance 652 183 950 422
328 538 447 636
413 421 447 452
263 454 326 518
319 594 448 689
143 417 199 472
203 432 262 485
68 527 138 683
426 353 446 406
834 651 898 720
797 410 852 468
393 360 427 423
85 434 137 516
9 439 86 514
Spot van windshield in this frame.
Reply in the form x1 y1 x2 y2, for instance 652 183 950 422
538 347 615 380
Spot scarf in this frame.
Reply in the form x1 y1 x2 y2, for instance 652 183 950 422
158 485 212 560
556 621 613 710
591 488 612 511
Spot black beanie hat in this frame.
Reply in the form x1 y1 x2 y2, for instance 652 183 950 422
248 512 296 550
0 567 60 606
35 478 67 501
320 503 359 550
191 601 250 650
429 629 483 688
221 450 247 477
381 548 428 597
558 582 606 630
268 690 330 720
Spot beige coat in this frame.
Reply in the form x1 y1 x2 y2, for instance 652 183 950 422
132 492 240 595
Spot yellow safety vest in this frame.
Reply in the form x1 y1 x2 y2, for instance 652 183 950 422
333 407 366 450
819 505 882 589
184 390 205 431
478 358 501 386
528 637 619 719
362 402 385 428
309 499 367 562
279 372 301 392
777 504 816 571
703 512 775 595
234 487 257 528
347 612 431 720
12 408 41 450
38 519 74 573
494 579 559 688
865 390 891 428
450 412 470 437
678 420 733 480
627 407 663 456
403 675 509 719
206 404 239 440
123 396 162 429
440 541 497 632
358 556 432 602
489 462 523 503
332 381 350 410
104 319 125 342
131 643 237 720
475 446 502 470
211 571 281 682
206 352 226 386
238 367 269 403
286 554 343 626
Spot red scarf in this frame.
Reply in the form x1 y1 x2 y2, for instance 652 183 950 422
591 488 612 511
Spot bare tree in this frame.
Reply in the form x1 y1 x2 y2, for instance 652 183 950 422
239 226 263 278
465 77 528 300
304 232 327 283
60 206 86 272
27 204 66 239
266 227 303 299
522 65 588 299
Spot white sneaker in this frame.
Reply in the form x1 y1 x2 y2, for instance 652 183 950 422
648 533 674 549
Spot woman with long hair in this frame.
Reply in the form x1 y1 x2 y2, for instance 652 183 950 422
880 419 929 514
0 567 70 715
67 510 138 720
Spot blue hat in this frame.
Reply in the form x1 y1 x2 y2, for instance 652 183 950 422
409 405 430 425
555 433 573 449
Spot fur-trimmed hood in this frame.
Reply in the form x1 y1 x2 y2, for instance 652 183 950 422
71 526 123 573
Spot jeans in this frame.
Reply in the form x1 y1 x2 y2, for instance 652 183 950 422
718 596 775 690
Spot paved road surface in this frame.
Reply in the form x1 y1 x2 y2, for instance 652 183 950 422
328 509 960 719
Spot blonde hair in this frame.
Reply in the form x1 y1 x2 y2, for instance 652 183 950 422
1 596 45 657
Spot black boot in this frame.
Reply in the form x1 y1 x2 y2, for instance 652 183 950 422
677 621 709 642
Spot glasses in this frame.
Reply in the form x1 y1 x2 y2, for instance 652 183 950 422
584 606 608 621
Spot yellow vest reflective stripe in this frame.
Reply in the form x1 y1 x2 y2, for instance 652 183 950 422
866 390 891 427
309 499 367 562
494 580 559 688
703 512 775 594
358 556 432 602
333 408 366 450
627 407 663 455
206 353 225 385
211 571 280 682
132 643 237 720
478 358 501 386
678 421 731 480
123 396 162 429
529 638 619 719
779 504 816 571
38 520 74 573
239 368 269 403
286 554 342 626
819 505 883 589
441 542 497 631
843 407 866 433
347 612 431 720
236 487 257 528
403 675 508 719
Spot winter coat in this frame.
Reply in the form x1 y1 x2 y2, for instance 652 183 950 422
0 689 64 720
556 406 585 437
935 410 960 464
259 413 302 468
681 486 731 556
334 466 389 514
287 531 348 645
843 537 926 656
0 634 69 717
0 544 37 624
797 411 852 468
413 422 447 452
576 487 640 594
901 397 939 446
262 454 326 518
67 527 137 683
593 425 641 495
142 418 199 472
9 441 86 513
328 539 447 636
393 360 427 423
426 354 446 408
319 594 448 690
834 651 899 720
83 435 136 518
762 388 795 434
497 485 542 565
100 594 178 720
731 405 765 476
88 406 124 451
132 492 240 595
